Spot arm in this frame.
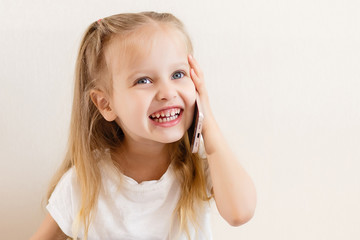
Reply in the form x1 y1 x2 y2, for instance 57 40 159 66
188 55 257 226
30 213 68 240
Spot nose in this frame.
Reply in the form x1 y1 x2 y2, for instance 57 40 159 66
155 80 177 101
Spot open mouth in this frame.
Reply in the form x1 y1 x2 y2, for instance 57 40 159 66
149 107 183 123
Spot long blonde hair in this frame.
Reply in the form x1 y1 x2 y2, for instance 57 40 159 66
46 12 211 239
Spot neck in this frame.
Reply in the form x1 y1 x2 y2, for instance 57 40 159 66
124 136 171 163
111 137 171 183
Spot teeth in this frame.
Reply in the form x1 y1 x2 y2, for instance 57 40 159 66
153 114 179 123
151 108 181 119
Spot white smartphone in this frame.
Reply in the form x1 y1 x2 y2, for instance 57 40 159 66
188 94 204 153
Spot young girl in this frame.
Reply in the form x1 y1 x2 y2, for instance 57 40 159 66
31 12 256 240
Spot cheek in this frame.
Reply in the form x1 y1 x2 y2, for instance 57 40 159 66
113 94 147 125
180 80 196 128
123 94 150 118
184 102 195 130
181 78 197 105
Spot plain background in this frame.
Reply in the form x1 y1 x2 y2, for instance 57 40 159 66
1 0 359 239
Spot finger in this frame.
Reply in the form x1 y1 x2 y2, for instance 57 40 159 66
188 55 202 77
188 55 204 79
190 68 205 94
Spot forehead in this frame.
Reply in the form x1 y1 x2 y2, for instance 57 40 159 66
104 24 189 76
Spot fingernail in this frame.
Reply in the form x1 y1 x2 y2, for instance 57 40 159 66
189 54 193 59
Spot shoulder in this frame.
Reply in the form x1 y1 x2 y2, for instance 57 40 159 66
51 168 79 197
47 167 78 200
49 167 81 204
58 167 77 185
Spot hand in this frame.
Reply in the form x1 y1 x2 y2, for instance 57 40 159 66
188 56 257 226
188 54 215 136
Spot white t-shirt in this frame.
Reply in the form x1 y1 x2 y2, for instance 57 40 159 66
47 160 213 240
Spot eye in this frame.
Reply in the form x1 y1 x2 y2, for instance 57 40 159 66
171 71 185 80
136 77 152 85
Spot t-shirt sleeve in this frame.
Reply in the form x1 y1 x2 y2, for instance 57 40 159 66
46 168 79 237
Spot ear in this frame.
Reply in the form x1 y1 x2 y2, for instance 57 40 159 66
90 89 117 122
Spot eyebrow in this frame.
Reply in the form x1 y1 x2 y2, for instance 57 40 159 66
171 62 190 69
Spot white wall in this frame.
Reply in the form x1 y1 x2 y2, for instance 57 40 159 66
1 0 359 239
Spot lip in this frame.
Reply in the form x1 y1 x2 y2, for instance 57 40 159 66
149 109 183 128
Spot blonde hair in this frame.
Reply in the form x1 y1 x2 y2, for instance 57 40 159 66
46 12 211 239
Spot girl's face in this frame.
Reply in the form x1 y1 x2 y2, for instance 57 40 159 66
105 25 196 145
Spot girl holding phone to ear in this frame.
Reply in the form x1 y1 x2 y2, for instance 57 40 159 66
31 12 256 240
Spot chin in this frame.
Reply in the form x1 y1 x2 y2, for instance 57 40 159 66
157 131 185 144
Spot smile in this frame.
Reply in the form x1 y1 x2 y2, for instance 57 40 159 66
149 107 183 126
